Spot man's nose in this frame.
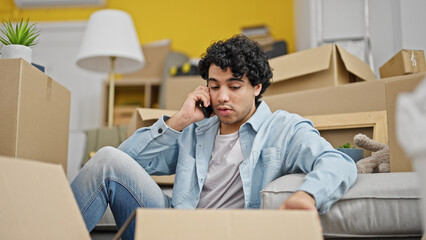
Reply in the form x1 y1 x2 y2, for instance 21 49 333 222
217 88 230 102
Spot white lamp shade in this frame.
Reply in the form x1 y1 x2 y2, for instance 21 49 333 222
76 9 145 74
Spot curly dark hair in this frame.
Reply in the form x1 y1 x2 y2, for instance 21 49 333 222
198 34 272 104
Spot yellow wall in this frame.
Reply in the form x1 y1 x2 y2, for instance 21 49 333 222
0 0 294 58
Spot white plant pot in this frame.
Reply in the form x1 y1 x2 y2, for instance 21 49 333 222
1 44 32 63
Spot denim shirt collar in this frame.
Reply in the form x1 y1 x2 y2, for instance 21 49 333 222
243 101 272 132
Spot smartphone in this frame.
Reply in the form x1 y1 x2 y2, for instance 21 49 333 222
198 100 213 118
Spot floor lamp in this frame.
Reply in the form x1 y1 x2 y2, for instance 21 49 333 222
76 9 144 128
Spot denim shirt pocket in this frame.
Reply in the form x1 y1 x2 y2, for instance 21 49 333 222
171 151 198 206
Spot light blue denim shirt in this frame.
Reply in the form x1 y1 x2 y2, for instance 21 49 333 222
119 101 357 214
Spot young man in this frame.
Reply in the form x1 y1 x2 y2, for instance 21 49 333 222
71 35 357 239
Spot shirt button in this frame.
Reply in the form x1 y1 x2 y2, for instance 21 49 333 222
158 128 163 134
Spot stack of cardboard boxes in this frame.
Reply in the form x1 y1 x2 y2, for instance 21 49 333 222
263 47 426 172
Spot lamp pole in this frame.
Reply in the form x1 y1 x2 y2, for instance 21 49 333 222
108 56 116 128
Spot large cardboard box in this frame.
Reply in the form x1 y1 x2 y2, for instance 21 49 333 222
0 156 90 239
164 76 205 110
379 49 426 78
262 73 426 172
115 209 323 240
0 59 70 172
267 44 376 96
127 108 177 185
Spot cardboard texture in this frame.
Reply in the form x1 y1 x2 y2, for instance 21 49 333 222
267 44 376 96
164 76 205 110
0 59 70 172
115 209 323 240
262 73 426 172
0 156 91 240
379 49 426 78
127 108 177 185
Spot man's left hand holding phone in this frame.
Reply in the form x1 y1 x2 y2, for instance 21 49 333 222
166 85 213 132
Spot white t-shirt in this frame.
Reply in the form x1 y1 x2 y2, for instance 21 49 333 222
196 130 245 209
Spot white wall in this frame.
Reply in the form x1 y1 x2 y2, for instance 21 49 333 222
32 22 105 181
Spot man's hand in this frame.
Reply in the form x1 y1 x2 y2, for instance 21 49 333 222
166 85 211 132
279 191 316 211
280 191 322 232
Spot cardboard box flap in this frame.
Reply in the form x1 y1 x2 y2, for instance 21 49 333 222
269 44 333 83
127 108 177 137
336 45 376 81
134 108 177 120
0 156 91 240
115 209 323 240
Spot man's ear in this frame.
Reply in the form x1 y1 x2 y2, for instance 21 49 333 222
254 84 262 96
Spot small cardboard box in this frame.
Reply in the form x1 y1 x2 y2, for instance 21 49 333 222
0 156 91 240
379 49 426 78
164 76 205 110
262 73 426 172
127 108 177 185
114 209 323 240
267 44 376 96
0 59 70 172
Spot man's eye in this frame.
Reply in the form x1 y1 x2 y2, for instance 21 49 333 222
231 86 241 90
210 86 219 90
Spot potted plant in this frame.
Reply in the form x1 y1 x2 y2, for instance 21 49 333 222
336 142 364 163
0 18 40 63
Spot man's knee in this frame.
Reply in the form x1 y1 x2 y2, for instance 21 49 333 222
87 146 140 174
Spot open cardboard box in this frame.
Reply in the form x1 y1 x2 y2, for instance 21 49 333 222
114 209 323 240
262 72 426 172
0 156 90 239
0 59 70 172
267 44 376 96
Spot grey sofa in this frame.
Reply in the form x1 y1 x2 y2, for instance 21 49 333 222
261 172 422 239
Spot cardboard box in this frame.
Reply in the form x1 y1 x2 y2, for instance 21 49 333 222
0 59 70 172
0 156 90 240
121 39 171 84
115 209 323 240
267 44 376 96
114 105 139 126
164 76 205 110
379 49 426 78
262 73 426 172
127 108 178 185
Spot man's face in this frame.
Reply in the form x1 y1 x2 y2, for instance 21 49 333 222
207 64 261 134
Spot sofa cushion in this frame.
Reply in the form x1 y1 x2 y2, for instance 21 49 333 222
261 173 422 238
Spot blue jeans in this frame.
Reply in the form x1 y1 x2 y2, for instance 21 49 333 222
71 146 172 240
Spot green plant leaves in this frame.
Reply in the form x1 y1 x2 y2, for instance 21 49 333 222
0 18 40 47
337 142 352 148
